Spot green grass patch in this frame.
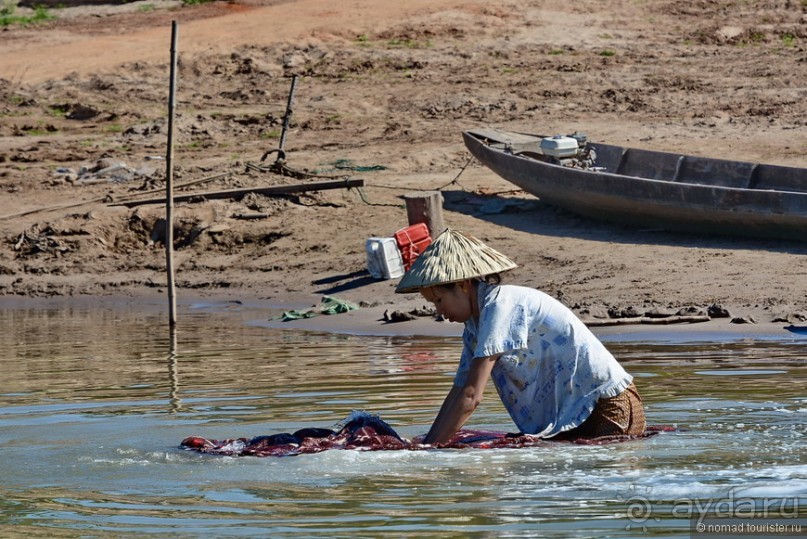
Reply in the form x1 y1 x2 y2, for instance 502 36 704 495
386 38 431 49
259 129 280 139
26 126 57 136
355 33 370 46
49 104 69 117
0 5 55 27
138 3 155 12
599 49 616 57
781 33 797 47
748 31 766 44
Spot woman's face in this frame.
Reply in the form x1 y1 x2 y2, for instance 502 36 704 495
420 283 473 323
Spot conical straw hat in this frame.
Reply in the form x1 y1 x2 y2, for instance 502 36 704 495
395 228 518 293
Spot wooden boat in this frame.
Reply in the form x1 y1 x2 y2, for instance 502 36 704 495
462 128 807 242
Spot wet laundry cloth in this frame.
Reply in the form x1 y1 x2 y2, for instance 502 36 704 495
180 411 672 457
273 296 359 321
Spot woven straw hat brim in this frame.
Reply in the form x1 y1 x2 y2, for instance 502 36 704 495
395 228 517 293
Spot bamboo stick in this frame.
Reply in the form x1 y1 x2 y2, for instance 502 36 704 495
165 21 178 328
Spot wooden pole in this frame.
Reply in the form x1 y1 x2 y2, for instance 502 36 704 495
403 191 446 238
165 21 178 328
114 178 365 208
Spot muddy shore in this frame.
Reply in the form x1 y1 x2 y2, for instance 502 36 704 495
0 0 805 332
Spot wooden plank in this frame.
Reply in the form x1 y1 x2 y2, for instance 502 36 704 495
112 179 365 208
466 128 542 145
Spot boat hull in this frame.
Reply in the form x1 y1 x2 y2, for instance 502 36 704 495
463 129 807 242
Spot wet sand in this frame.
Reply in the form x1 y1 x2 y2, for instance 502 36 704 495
258 299 807 342
4 292 801 345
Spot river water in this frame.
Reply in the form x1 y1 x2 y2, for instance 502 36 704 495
1 299 805 537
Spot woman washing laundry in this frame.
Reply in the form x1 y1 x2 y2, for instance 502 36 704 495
395 229 645 445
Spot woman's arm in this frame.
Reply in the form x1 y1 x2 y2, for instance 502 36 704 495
423 354 499 445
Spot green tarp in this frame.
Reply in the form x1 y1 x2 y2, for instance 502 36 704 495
272 296 359 321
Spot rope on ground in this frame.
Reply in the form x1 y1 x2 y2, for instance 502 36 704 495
435 154 474 191
355 186 404 208
351 154 479 207
246 153 482 208
245 160 349 181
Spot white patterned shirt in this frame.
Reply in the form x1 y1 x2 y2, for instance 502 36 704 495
454 283 633 437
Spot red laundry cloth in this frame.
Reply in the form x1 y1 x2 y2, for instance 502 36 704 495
180 412 673 457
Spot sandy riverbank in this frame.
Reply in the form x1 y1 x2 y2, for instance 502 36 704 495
0 0 805 329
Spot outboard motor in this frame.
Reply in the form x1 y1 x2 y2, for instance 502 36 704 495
540 132 596 169
540 135 580 160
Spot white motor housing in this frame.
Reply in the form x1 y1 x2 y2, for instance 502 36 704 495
540 135 579 159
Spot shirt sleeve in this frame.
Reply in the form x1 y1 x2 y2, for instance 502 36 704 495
473 285 530 359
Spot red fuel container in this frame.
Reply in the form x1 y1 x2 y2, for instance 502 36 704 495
394 223 432 271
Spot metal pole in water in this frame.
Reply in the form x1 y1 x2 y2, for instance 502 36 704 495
165 21 178 328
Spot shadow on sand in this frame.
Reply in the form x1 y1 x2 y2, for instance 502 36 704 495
312 270 377 295
310 189 806 297
441 189 807 255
